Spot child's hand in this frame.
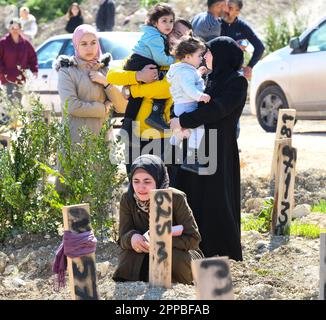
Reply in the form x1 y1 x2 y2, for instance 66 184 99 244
199 93 211 103
121 86 131 99
198 66 208 75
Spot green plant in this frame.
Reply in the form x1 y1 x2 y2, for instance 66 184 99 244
140 0 160 8
312 200 326 213
241 197 274 233
264 1 308 55
0 93 62 241
290 222 326 239
42 104 126 240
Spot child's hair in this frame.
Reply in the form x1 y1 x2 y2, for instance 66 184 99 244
146 3 175 26
67 2 82 19
175 36 206 60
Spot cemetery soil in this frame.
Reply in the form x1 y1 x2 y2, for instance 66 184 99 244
0 169 325 300
0 113 325 300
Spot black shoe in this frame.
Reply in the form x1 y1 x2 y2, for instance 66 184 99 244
181 162 208 175
181 147 208 175
117 118 140 148
145 101 170 132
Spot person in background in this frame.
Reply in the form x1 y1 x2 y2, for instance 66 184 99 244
113 154 203 284
19 6 38 42
191 0 229 42
0 18 38 103
221 0 265 80
221 0 265 139
95 0 115 32
65 2 84 34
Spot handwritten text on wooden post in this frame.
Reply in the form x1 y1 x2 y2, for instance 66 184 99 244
62 204 99 300
149 189 172 289
191 256 234 300
272 143 297 235
271 109 296 180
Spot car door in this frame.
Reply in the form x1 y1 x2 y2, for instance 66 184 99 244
288 21 326 116
31 39 66 112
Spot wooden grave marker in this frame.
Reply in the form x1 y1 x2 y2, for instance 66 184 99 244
62 203 99 300
149 188 172 289
191 256 234 300
271 140 297 235
320 233 326 300
271 109 296 181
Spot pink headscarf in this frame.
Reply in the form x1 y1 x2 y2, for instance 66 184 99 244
72 24 101 65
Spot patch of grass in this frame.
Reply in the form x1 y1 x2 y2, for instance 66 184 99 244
253 268 272 276
312 200 326 213
290 222 326 239
241 197 274 233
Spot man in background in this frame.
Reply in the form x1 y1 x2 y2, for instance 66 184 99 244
192 0 229 41
96 0 116 32
221 0 265 79
221 0 265 140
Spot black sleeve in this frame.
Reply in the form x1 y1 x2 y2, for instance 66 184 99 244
179 77 248 129
242 21 265 68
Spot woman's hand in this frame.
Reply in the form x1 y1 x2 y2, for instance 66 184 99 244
104 100 111 114
136 64 158 83
170 117 182 131
131 233 149 253
89 70 108 86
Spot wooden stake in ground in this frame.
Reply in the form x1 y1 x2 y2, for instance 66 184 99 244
62 204 99 300
271 141 297 235
320 233 326 300
191 256 234 300
149 188 172 289
271 109 296 180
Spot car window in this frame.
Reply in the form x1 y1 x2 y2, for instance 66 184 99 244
99 34 141 60
61 40 75 57
37 40 65 69
307 22 326 52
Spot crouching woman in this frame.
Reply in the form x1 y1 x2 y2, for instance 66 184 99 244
113 154 203 284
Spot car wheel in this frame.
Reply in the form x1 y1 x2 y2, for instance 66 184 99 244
256 85 289 132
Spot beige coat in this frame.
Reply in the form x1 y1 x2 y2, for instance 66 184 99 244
113 188 204 284
57 56 111 143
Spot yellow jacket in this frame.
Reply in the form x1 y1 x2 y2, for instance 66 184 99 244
107 66 173 139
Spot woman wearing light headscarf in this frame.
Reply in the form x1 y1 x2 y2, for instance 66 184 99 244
113 154 203 284
56 24 112 143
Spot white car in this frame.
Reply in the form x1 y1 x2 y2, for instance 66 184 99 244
28 31 142 114
250 16 326 132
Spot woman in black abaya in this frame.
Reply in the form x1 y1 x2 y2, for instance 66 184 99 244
170 36 248 260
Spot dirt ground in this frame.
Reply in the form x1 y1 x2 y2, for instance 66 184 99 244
0 110 325 300
239 104 326 179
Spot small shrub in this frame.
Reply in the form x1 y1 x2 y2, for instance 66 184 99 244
241 197 274 233
290 222 326 239
312 200 326 213
264 1 308 55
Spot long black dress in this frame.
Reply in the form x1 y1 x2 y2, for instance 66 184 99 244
175 37 248 261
